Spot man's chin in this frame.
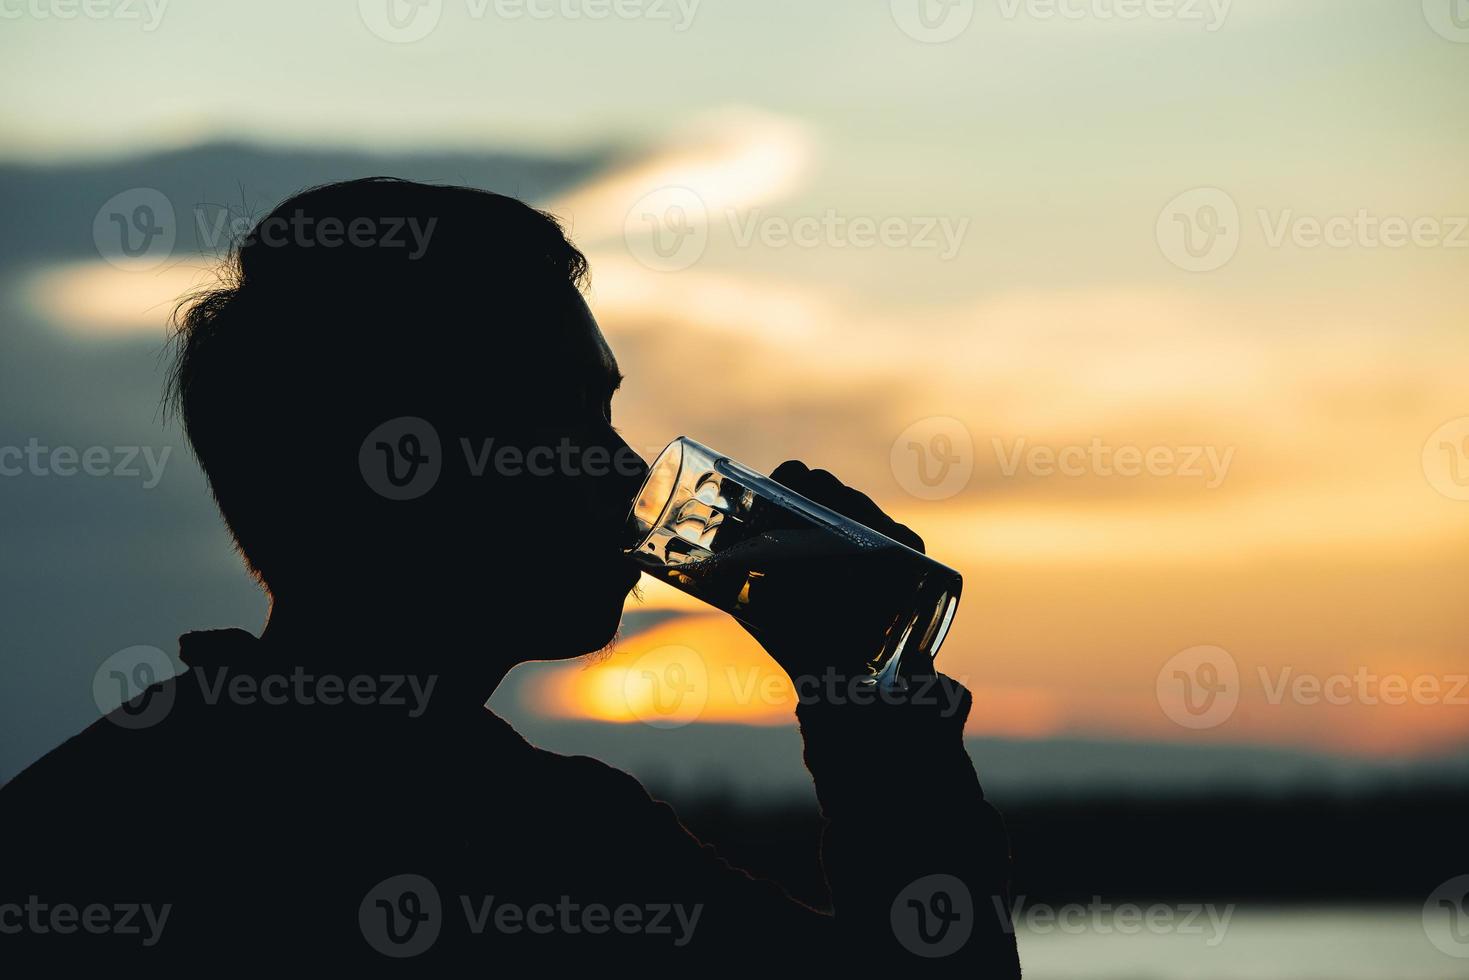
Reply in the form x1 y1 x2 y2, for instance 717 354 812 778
511 561 642 659
541 587 636 660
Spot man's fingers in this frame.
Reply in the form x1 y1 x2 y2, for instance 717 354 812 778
886 522 925 555
769 461 926 553
770 460 810 489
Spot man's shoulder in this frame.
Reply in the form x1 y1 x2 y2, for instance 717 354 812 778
3 629 266 806
496 724 711 851
0 673 198 819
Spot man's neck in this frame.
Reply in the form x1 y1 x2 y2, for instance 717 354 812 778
258 589 518 712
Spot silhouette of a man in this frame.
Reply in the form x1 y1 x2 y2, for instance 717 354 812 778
0 178 1020 972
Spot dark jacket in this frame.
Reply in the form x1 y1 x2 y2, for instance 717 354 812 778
0 628 1021 974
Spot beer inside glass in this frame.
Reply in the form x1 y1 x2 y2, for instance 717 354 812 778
624 437 961 683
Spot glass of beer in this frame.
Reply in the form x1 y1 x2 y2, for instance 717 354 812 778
624 437 961 683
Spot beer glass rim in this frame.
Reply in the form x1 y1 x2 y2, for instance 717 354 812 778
623 435 697 556
624 435 953 565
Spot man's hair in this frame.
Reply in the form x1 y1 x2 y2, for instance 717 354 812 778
167 177 590 590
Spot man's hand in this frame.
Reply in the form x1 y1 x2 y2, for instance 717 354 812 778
732 460 931 684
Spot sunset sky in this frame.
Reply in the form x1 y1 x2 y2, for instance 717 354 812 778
5 0 1468 759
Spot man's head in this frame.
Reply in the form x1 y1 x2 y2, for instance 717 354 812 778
170 178 646 656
